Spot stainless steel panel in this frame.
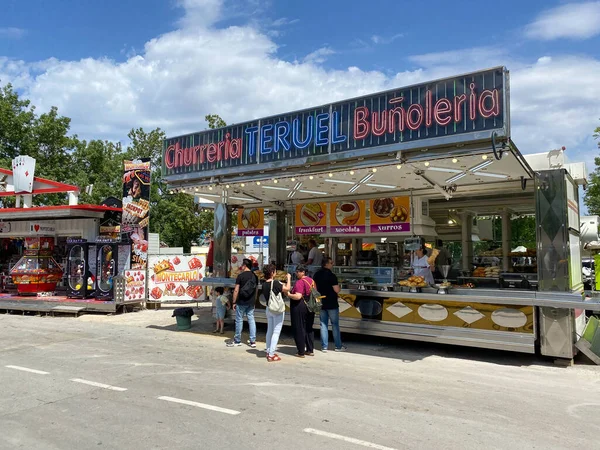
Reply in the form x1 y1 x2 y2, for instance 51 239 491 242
539 307 574 359
337 288 600 311
267 211 287 268
536 170 569 292
417 304 449 322
491 308 528 328
213 203 231 278
253 309 535 354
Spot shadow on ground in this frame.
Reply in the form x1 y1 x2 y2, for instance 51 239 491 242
145 307 584 368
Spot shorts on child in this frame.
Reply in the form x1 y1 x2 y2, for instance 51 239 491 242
216 300 227 320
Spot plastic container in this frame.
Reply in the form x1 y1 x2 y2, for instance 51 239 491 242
172 307 194 331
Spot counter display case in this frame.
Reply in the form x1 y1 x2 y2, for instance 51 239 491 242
332 266 395 289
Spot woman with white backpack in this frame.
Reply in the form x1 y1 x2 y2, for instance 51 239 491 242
261 264 291 362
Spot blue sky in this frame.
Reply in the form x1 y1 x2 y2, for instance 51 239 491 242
3 1 598 71
1 0 599 175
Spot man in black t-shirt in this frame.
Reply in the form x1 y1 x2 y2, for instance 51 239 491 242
313 257 346 352
227 259 258 348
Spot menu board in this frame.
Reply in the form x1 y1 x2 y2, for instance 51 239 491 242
295 203 327 234
148 254 206 302
369 196 411 233
237 207 264 236
328 200 366 234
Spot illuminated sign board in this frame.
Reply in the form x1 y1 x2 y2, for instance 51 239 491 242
163 67 507 178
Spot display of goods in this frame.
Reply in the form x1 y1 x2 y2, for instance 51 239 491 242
472 267 487 277
479 248 503 257
398 275 428 288
438 281 452 288
472 266 500 278
484 266 501 277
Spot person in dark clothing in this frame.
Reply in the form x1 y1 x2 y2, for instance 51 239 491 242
227 258 258 348
287 264 315 358
313 257 346 352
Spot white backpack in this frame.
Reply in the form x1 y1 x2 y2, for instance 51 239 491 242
267 281 285 314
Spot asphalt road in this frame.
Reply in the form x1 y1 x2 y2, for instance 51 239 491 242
0 309 599 450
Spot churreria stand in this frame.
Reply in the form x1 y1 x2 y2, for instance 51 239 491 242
172 67 600 361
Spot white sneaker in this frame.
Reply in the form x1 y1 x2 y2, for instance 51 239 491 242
247 340 257 348
321 348 328 353
334 346 347 352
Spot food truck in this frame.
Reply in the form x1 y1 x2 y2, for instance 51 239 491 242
168 67 600 360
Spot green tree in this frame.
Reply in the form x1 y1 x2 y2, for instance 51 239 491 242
205 114 226 130
151 193 213 252
0 83 36 166
584 122 600 215
70 139 123 204
0 82 81 205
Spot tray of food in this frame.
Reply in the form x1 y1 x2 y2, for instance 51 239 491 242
398 275 428 291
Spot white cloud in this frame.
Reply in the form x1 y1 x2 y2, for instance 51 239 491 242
176 0 223 28
525 1 600 40
0 0 598 179
408 47 508 70
302 46 335 64
271 17 299 27
371 33 403 45
509 56 600 171
0 27 27 39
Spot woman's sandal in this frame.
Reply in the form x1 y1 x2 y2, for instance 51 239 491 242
267 354 281 362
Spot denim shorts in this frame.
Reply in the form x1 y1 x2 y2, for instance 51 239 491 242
216 301 227 319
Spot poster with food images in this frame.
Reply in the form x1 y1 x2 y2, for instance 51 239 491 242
295 203 327 235
237 208 264 236
122 159 151 269
369 196 411 233
147 255 206 302
328 200 366 234
124 270 146 302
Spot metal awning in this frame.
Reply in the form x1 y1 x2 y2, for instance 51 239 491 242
0 205 121 221
184 141 533 208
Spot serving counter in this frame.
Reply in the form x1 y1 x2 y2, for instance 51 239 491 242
249 286 599 354
189 276 600 356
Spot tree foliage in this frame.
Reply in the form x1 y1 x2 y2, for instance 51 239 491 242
0 81 227 251
205 114 227 130
584 121 600 216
